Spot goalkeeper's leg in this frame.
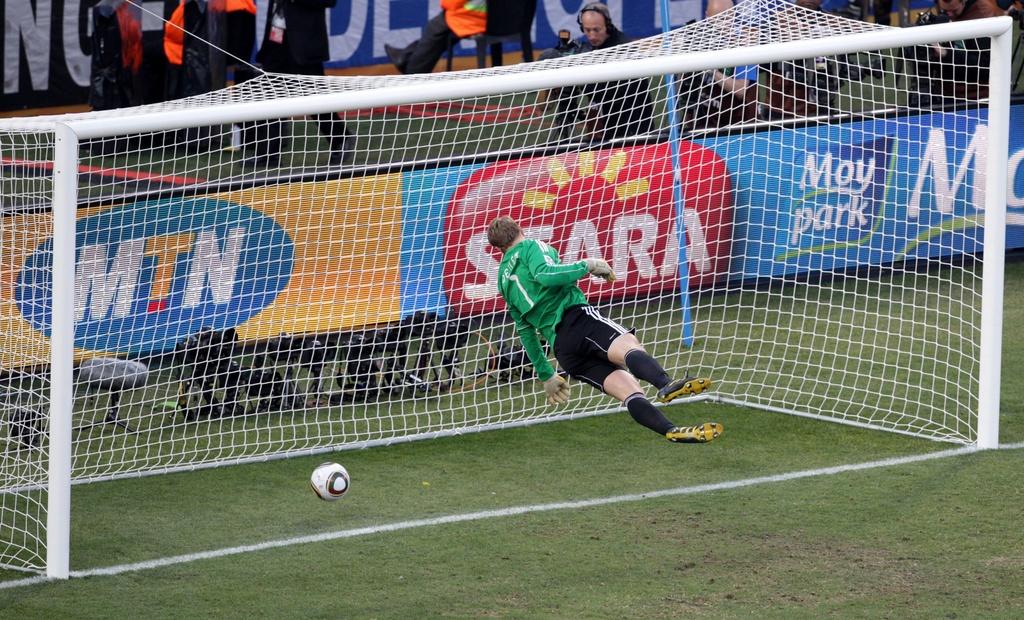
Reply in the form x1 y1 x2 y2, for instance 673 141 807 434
554 308 719 442
610 336 713 403
604 370 721 444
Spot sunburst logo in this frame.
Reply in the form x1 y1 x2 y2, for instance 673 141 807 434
442 142 734 316
521 152 651 211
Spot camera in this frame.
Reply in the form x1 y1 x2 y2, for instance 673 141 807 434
537 30 587 141
539 29 583 60
401 312 473 395
839 53 886 83
485 344 534 383
789 53 886 114
173 328 327 419
676 70 724 130
913 11 951 26
333 329 399 402
173 327 242 419
332 311 475 402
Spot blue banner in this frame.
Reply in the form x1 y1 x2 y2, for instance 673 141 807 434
327 0 937 70
693 104 1024 280
326 0 705 69
393 103 1024 319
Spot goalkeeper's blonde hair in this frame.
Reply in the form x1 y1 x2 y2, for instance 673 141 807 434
486 216 522 252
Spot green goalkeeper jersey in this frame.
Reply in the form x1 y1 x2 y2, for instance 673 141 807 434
496 238 590 381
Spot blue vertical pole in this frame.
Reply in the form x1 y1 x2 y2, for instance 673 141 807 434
659 0 695 346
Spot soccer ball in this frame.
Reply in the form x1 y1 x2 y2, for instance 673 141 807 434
309 462 351 501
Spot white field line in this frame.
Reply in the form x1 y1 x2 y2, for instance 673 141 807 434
2 441 1022 590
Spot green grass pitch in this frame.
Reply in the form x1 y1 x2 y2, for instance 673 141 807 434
0 261 1021 616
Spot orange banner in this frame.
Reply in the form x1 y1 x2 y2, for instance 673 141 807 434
1 175 404 368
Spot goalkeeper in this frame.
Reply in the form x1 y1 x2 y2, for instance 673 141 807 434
487 216 722 444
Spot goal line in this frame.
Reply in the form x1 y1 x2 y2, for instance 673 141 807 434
6 441 1023 590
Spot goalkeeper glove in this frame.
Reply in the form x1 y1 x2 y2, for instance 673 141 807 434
584 258 616 282
543 375 571 406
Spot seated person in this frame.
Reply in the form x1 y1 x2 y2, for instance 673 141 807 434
759 0 835 119
384 0 486 74
678 0 759 131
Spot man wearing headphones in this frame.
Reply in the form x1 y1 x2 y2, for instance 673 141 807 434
574 2 655 142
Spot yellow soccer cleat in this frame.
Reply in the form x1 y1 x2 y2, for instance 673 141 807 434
656 376 712 403
665 422 723 444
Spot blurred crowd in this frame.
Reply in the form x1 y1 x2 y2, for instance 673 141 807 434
88 0 1022 149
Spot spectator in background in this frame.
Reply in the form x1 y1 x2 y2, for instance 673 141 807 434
220 0 257 152
223 0 257 85
164 0 212 100
574 2 654 141
678 0 759 131
910 0 1005 107
88 0 145 156
139 0 178 106
90 0 143 111
251 0 353 167
759 0 835 119
874 0 894 25
164 0 221 153
384 1 487 74
932 0 1005 29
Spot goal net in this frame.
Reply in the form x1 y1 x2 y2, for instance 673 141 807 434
0 0 1012 576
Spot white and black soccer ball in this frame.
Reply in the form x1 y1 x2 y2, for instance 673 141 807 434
309 462 351 501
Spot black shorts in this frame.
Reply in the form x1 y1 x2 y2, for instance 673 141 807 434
553 305 634 391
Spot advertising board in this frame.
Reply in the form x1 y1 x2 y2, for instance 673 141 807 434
2 105 1022 365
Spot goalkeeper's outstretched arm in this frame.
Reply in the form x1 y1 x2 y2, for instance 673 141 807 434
508 305 556 382
527 247 616 287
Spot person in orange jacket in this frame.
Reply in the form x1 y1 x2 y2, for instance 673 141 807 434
164 0 212 98
384 0 486 74
163 0 256 96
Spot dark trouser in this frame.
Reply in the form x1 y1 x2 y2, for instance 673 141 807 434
393 12 458 74
226 11 259 88
225 10 256 64
873 0 892 26
251 42 348 159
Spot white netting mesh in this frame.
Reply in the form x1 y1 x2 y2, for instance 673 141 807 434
1 129 53 572
0 0 1008 573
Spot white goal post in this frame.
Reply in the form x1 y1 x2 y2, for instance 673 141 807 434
0 2 1013 578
